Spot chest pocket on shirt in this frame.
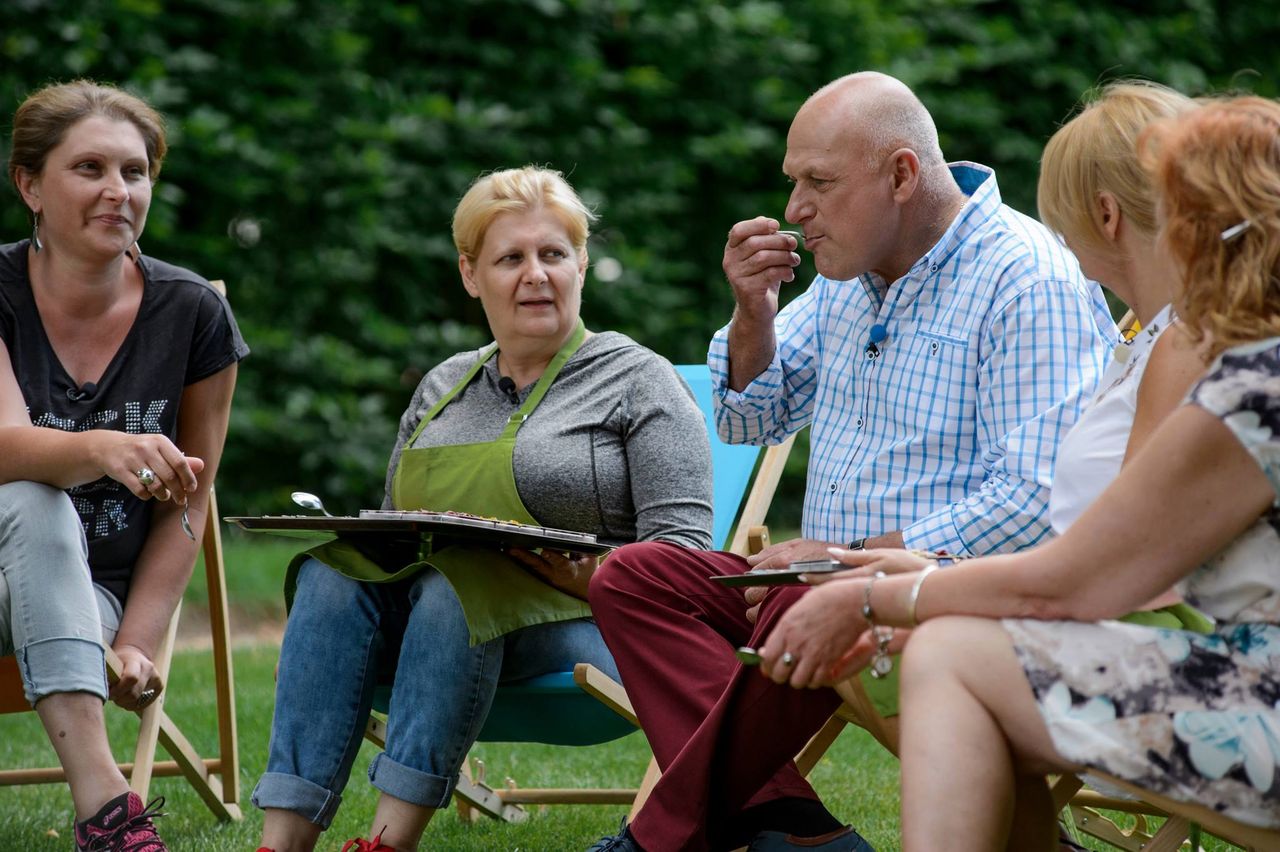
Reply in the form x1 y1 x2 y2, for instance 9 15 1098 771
890 329 975 435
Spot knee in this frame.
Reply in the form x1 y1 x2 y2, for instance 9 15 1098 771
0 481 86 572
900 616 982 696
0 480 81 533
588 541 678 610
290 558 371 620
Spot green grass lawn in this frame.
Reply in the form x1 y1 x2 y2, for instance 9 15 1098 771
0 532 1243 850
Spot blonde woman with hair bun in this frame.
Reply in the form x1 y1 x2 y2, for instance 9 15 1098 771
1037 80 1207 539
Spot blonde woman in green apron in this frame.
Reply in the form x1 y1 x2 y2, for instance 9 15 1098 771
253 166 713 852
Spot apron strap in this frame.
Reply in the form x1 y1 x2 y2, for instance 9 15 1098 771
402 343 498 447
500 319 586 437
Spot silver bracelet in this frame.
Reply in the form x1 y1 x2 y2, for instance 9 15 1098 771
907 563 940 627
861 570 894 679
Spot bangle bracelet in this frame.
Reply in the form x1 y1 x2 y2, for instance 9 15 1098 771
907 563 939 627
861 571 894 678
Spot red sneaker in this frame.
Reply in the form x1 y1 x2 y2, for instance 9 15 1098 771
73 792 167 851
341 830 397 852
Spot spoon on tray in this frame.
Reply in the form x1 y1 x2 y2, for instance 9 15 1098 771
291 491 334 516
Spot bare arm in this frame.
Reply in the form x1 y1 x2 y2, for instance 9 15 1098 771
723 217 800 390
761 404 1273 686
109 365 237 707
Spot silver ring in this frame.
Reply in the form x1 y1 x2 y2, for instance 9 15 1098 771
137 688 158 708
136 467 157 487
781 651 796 666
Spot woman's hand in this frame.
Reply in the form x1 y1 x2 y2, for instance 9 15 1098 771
758 576 870 689
90 431 203 505
109 643 163 711
819 546 933 579
508 548 599 600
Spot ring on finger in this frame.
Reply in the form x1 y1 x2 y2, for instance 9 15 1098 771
137 688 158 708
136 467 157 487
781 651 796 666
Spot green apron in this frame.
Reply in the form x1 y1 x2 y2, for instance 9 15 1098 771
291 321 592 645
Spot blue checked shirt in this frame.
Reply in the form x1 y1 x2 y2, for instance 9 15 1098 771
710 163 1116 555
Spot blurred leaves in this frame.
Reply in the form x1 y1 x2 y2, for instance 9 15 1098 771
1 0 1276 516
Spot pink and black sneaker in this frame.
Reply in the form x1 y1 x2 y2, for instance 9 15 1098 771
73 792 167 851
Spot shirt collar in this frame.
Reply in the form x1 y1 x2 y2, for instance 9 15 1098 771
908 161 1000 277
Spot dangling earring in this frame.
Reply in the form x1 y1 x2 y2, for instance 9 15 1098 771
31 212 42 253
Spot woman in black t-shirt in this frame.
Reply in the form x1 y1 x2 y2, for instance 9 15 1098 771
1 81 247 849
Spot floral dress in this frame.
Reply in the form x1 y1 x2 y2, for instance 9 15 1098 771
1003 337 1280 828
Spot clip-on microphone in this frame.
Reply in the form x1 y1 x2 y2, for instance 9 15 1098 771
497 376 520 405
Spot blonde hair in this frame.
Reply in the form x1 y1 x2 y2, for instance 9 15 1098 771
452 166 595 261
1140 95 1280 354
8 79 167 196
1039 81 1194 251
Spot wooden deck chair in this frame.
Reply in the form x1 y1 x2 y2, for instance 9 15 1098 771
0 279 241 821
361 363 796 822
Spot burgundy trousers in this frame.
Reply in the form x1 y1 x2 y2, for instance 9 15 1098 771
588 542 843 852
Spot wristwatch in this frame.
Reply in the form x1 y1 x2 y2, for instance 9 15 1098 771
846 537 866 551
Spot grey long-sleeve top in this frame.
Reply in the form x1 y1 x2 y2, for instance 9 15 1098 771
381 331 714 549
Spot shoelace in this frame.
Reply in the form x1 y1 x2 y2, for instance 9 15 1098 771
340 829 395 852
81 796 167 851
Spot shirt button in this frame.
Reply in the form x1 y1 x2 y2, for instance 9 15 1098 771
930 263 939 273
829 482 837 493
856 418 863 427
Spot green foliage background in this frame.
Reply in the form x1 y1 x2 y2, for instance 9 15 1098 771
2 0 1277 517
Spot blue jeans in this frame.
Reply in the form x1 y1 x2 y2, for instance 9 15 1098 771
0 481 116 705
251 557 618 828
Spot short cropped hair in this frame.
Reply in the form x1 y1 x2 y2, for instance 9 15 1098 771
452 166 595 261
1140 95 1280 353
1038 81 1194 251
8 79 167 195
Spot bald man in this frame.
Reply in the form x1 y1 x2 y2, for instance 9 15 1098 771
586 74 1114 852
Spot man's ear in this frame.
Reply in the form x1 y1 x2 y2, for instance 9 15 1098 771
459 255 480 298
888 148 921 204
1097 191 1122 242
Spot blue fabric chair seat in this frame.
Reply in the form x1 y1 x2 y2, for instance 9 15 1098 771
371 671 638 746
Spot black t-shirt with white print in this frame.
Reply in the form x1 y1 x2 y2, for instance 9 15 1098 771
0 240 249 602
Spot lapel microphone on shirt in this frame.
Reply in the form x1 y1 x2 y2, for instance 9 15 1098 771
497 376 520 405
66 382 97 402
865 323 889 359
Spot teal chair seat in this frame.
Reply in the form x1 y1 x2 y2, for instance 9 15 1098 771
371 669 636 746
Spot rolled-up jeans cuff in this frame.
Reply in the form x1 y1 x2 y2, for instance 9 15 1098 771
251 772 343 828
368 752 453 809
21 637 106 706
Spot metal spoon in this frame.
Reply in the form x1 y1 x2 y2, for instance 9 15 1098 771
291 491 334 516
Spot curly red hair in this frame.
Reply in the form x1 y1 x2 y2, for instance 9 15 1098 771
1140 96 1280 355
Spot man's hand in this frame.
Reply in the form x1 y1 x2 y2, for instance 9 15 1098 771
741 538 842 623
723 217 801 322
508 549 599 601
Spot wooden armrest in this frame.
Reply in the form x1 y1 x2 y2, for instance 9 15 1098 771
746 525 770 556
